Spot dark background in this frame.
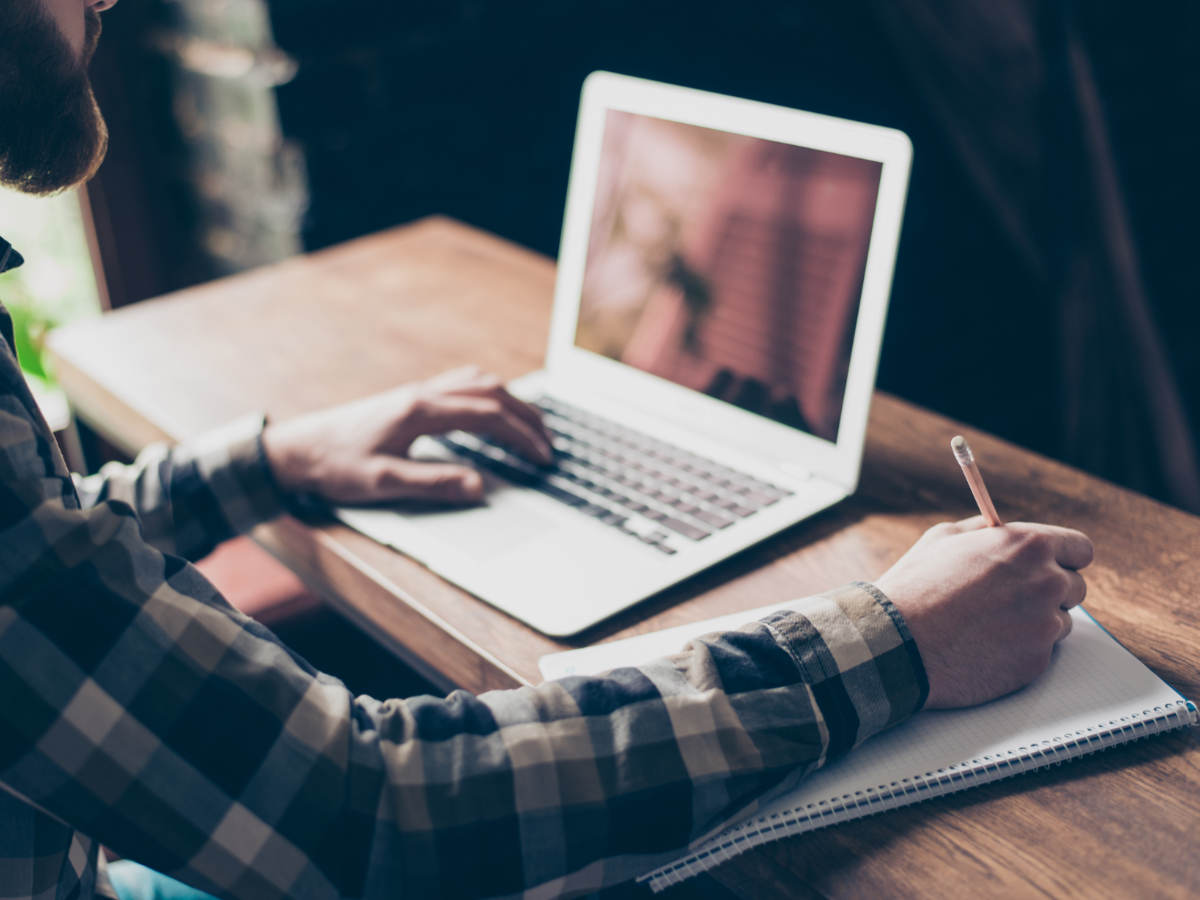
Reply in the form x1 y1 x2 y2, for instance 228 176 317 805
85 0 1200 513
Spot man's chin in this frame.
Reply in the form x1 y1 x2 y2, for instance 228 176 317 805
0 89 109 196
0 1 110 195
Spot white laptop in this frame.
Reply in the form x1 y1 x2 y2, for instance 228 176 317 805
337 72 912 636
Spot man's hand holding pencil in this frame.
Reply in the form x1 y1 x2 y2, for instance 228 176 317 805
875 436 1094 709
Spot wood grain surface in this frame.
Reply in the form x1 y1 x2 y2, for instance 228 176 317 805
48 216 1199 898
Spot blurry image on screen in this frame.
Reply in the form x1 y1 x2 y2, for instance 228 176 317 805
575 110 882 443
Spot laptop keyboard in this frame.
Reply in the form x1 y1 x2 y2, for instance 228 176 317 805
432 396 793 555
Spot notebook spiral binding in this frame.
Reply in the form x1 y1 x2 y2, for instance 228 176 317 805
644 700 1198 891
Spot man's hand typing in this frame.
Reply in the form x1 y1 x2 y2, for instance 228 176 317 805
261 366 554 505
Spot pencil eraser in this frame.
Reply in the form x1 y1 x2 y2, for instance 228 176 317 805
951 435 973 465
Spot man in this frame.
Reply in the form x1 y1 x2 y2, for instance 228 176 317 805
0 1 1094 898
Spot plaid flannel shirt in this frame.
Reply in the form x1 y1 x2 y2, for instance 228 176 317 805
0 289 928 899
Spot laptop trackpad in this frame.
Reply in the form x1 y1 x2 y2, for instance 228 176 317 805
397 490 556 557
338 474 560 564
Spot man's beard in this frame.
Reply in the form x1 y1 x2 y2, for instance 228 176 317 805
0 3 107 195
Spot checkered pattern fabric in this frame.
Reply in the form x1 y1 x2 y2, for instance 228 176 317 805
0 297 927 899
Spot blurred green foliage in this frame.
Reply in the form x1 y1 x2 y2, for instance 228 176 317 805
0 188 101 384
6 300 55 380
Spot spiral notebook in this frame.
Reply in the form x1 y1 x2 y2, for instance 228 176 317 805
539 605 1197 892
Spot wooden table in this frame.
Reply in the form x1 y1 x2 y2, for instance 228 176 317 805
49 217 1199 898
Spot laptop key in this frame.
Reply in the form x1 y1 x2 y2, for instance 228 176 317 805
645 540 677 555
693 509 736 529
660 517 712 541
536 483 587 507
740 491 782 508
634 529 677 554
607 493 654 516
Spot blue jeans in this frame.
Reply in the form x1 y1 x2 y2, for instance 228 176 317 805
107 860 218 900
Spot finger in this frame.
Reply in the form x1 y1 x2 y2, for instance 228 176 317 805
1055 607 1074 643
1006 523 1094 570
375 459 485 504
1048 527 1094 569
950 514 989 532
412 368 553 452
924 515 987 543
423 365 485 391
449 381 551 447
1056 531 1094 570
1060 570 1087 609
413 395 554 463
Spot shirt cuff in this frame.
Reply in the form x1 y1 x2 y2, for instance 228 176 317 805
181 413 288 535
758 581 929 759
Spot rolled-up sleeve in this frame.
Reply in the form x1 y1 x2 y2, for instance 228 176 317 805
72 415 285 561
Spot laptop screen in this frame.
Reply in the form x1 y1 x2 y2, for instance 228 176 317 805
574 110 884 444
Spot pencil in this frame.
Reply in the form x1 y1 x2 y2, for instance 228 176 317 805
950 435 1003 526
